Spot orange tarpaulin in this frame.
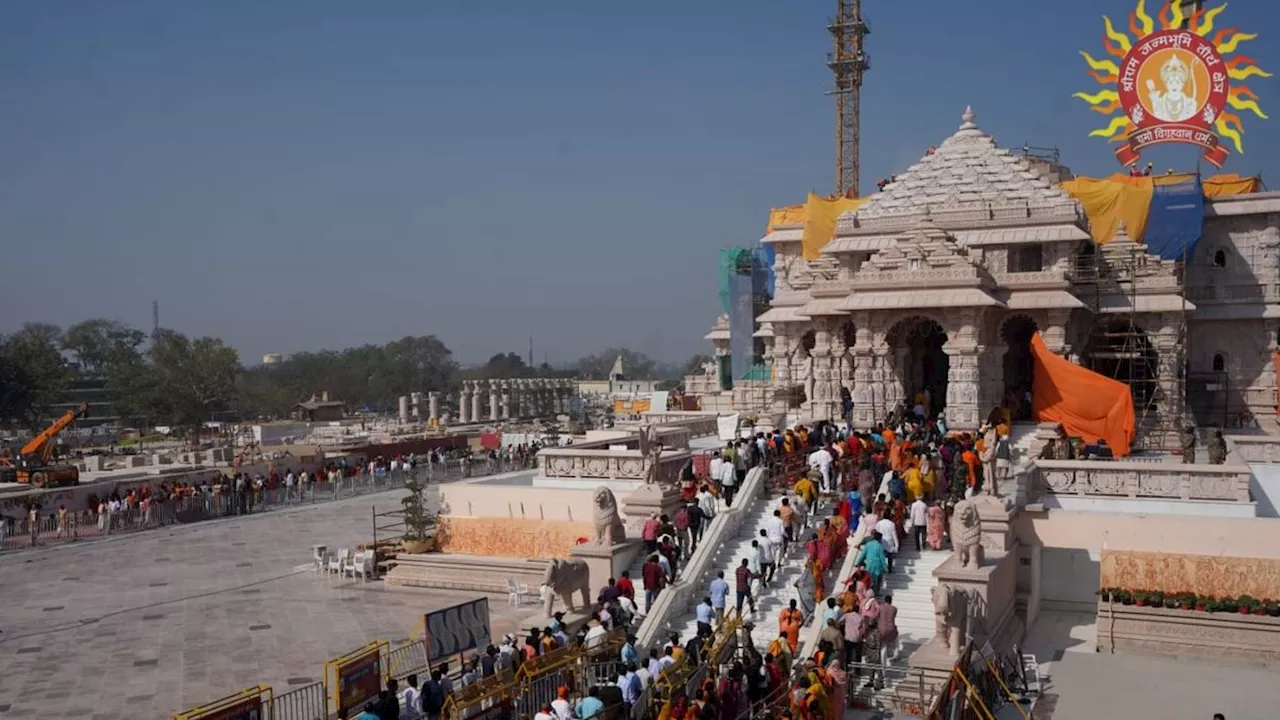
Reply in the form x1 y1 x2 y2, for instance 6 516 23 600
766 203 807 232
1204 173 1262 198
1030 331 1135 457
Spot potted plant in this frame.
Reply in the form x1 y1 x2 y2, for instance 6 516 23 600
1266 602 1280 617
1119 589 1134 606
400 478 437 554
1237 595 1258 615
1195 595 1208 612
1147 591 1165 608
1133 591 1148 607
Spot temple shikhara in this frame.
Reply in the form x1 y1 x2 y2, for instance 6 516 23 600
696 107 1280 451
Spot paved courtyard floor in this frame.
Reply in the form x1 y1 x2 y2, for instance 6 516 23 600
0 484 533 720
1023 611 1276 720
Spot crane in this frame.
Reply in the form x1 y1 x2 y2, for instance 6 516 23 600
0 402 87 487
828 0 870 198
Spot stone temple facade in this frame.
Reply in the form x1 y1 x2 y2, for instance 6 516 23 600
722 108 1280 441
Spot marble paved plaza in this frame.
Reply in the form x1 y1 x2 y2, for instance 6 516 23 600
0 485 530 720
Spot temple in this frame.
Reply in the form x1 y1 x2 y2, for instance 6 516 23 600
699 107 1280 448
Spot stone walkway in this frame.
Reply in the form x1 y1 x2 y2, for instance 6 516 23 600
1023 611 1275 719
0 485 532 720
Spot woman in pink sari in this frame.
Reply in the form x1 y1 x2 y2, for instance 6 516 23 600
926 500 946 551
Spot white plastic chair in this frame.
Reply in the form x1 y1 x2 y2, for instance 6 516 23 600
339 549 357 578
327 548 346 576
353 550 373 581
507 578 523 607
313 545 328 573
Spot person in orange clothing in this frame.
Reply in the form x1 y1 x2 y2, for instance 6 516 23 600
961 448 979 494
779 599 804 653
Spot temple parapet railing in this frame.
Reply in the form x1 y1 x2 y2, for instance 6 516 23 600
1226 435 1280 464
1029 459 1252 503
537 447 692 485
638 412 720 439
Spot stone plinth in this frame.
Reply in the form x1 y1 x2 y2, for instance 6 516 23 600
571 540 645 598
1097 603 1280 662
386 553 548 595
974 495 1016 554
620 484 684 537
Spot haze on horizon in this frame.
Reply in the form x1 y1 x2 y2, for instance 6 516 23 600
2 0 1277 366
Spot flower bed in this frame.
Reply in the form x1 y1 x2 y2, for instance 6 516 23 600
1097 588 1280 616
1096 593 1280 662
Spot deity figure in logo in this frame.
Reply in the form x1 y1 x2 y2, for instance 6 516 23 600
1145 52 1197 123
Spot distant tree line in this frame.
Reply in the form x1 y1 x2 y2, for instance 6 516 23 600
0 318 708 431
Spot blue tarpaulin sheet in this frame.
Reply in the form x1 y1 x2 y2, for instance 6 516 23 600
727 271 755 385
1144 176 1204 260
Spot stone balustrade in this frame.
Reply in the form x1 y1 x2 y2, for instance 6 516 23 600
1029 459 1252 503
639 412 720 439
1227 435 1280 464
537 447 692 485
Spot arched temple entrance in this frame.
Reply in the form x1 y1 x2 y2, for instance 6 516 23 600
888 316 949 416
1001 315 1039 421
1085 319 1158 411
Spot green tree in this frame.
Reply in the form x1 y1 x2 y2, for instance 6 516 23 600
119 330 240 429
575 348 657 380
61 319 147 374
0 323 71 427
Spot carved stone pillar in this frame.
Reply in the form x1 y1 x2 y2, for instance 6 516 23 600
852 351 876 427
945 350 982 430
428 391 440 422
773 329 793 388
805 318 837 420
1042 309 1071 357
489 383 500 422
980 344 1006 420
500 381 512 420
459 384 472 424
471 382 482 423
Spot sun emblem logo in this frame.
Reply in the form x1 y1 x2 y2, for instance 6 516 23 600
1074 0 1270 168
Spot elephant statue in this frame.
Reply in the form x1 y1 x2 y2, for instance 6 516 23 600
541 557 592 618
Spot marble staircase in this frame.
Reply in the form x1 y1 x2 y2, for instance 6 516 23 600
664 493 813 651
879 546 950 658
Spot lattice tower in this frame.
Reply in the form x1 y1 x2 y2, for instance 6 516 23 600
827 0 870 198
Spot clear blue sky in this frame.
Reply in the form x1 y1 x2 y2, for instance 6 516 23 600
2 0 1276 366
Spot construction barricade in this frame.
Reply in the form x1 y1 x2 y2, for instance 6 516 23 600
325 640 391 716
266 681 327 720
172 685 272 720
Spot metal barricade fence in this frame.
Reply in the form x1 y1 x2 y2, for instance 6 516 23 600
0 465 469 553
267 680 327 720
387 639 431 682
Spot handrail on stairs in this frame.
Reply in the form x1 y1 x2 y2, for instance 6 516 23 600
797 504 870 660
635 464 768 651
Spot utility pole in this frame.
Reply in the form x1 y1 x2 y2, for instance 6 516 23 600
828 0 871 198
152 300 160 340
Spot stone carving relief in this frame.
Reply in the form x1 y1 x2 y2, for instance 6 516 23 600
932 584 969 658
1100 549 1280 599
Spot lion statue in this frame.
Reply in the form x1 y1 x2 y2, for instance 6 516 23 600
541 557 592 618
592 486 626 546
950 498 983 570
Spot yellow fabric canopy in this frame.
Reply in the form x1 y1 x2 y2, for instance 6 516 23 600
1060 174 1154 245
1062 172 1262 245
799 192 868 260
1204 173 1261 197
766 203 807 232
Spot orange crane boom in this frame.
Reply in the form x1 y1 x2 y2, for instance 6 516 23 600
21 402 88 464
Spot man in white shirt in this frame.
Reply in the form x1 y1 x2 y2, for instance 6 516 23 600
765 509 788 559
697 487 717 521
909 497 929 552
400 673 421 719
719 458 738 507
874 516 899 573
756 529 776 585
708 452 725 491
807 445 833 492
584 621 608 649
